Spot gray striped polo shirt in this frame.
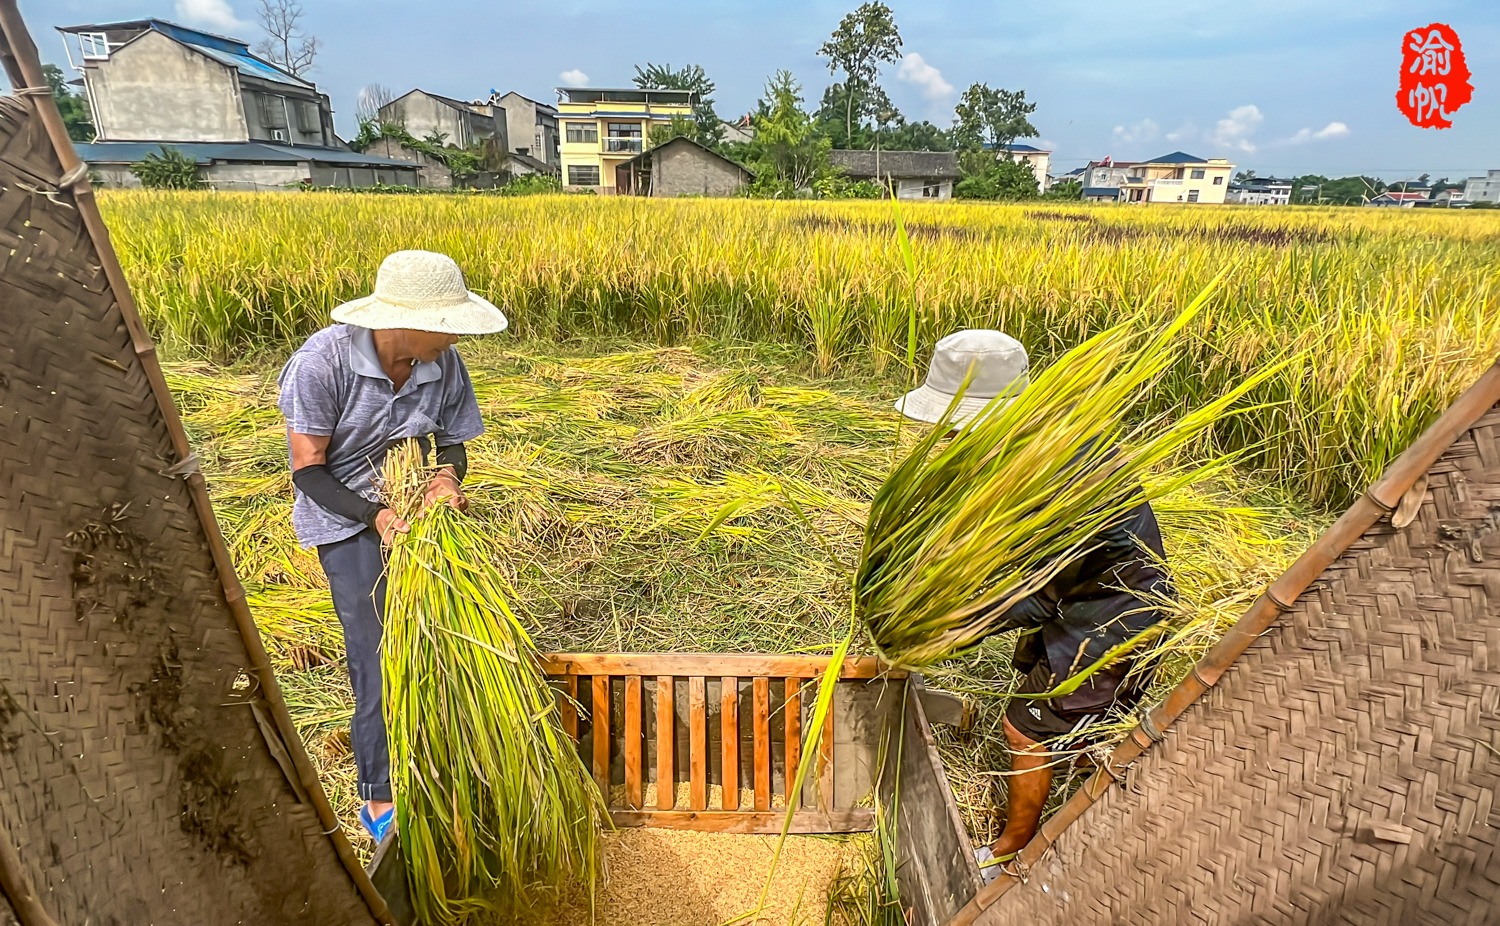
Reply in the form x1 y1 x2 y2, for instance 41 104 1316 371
277 324 484 548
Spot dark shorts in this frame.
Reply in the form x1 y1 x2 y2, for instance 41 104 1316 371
1004 657 1149 745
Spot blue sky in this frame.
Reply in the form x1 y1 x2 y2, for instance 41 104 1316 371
32 0 1499 180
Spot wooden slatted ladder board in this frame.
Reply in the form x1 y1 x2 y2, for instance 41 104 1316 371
541 654 903 834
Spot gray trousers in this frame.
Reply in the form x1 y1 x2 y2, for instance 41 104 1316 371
317 529 391 803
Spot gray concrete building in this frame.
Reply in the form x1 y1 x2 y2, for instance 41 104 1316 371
58 19 414 188
828 150 960 200
1460 169 1500 204
379 89 506 151
58 19 334 146
616 137 753 197
491 91 559 167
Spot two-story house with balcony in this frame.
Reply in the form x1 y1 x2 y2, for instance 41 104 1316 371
57 19 416 189
1226 177 1294 205
1117 151 1234 204
556 87 696 192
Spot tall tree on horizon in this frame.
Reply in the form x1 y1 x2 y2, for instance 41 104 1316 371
952 83 1037 153
818 2 903 143
633 63 723 146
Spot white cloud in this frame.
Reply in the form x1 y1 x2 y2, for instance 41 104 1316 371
1112 119 1159 144
1165 123 1196 143
176 0 248 32
1285 121 1350 145
1209 104 1263 153
896 53 955 102
559 69 590 87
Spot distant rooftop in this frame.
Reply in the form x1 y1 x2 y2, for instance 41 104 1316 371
1142 151 1217 165
829 149 961 180
74 141 415 169
556 87 697 106
991 142 1050 153
57 18 312 90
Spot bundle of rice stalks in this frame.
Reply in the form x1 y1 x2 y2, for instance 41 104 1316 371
380 442 606 924
856 279 1283 668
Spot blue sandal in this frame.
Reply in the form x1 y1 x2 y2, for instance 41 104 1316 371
359 804 396 843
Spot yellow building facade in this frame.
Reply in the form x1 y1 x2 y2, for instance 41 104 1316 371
1119 152 1235 204
556 87 696 193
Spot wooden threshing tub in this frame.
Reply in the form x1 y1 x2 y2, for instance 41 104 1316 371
369 654 985 925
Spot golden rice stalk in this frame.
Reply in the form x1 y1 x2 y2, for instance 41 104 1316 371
380 442 606 924
857 276 1285 667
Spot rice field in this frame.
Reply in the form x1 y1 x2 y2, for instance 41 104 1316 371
108 192 1500 509
127 192 1497 893
163 337 1319 856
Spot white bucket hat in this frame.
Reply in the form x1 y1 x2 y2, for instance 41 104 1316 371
330 250 508 335
895 329 1029 427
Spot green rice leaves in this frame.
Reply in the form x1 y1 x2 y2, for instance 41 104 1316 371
857 278 1287 667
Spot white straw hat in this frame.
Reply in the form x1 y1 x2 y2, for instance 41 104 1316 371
895 329 1029 427
330 250 508 335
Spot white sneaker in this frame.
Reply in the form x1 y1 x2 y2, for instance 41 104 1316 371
974 846 1000 885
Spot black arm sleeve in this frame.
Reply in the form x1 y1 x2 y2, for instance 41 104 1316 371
292 464 385 528
435 442 468 481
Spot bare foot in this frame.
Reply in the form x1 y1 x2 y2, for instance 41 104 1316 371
367 799 395 819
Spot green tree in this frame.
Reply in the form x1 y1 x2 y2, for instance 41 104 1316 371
130 146 201 189
633 63 722 147
818 2 903 143
955 151 1038 200
1292 174 1384 205
648 114 699 147
951 83 1037 152
744 70 832 194
43 64 93 142
1043 178 1082 201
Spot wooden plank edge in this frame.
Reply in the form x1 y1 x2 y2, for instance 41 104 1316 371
609 810 875 835
542 653 904 681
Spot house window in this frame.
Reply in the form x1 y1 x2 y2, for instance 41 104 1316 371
295 100 320 132
605 123 643 154
1187 189 1201 203
922 183 942 198
1213 175 1224 185
259 94 286 128
568 164 600 186
1190 168 1206 180
79 32 110 58
565 122 598 144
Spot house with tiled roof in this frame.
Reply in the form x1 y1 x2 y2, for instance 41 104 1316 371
57 19 418 189
1366 190 1430 208
1117 151 1235 204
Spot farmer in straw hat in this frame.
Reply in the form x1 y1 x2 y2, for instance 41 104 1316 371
895 329 1172 880
277 250 508 843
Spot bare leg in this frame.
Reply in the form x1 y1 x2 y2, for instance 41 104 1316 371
989 715 1053 857
367 799 395 818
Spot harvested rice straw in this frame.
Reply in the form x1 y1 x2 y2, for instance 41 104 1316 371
856 275 1286 669
381 441 606 924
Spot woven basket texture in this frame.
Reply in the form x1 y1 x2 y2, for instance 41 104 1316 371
979 405 1500 925
0 94 377 924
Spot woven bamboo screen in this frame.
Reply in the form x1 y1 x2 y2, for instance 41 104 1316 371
0 10 389 923
975 403 1500 924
